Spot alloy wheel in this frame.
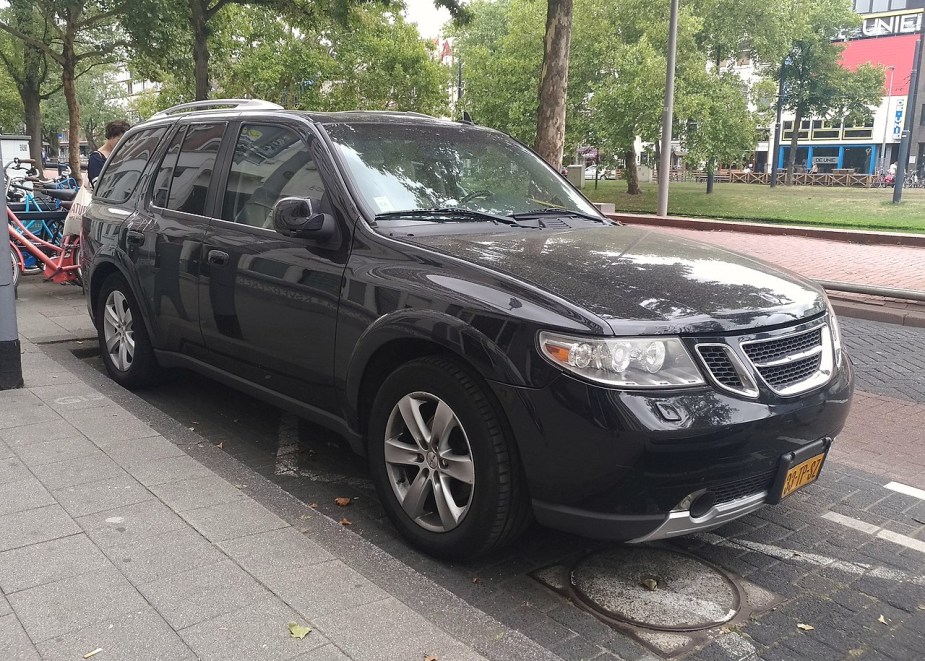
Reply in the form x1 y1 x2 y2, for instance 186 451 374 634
383 391 475 533
102 289 135 372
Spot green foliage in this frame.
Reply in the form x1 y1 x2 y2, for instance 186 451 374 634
0 66 24 132
42 66 125 149
683 72 757 168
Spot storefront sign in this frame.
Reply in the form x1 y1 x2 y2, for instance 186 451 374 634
894 99 905 140
813 156 839 165
840 10 922 40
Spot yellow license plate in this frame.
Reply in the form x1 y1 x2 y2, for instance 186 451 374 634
780 453 825 499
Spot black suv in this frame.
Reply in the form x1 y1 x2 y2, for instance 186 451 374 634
82 100 853 559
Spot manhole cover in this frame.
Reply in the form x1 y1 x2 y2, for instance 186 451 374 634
570 547 740 631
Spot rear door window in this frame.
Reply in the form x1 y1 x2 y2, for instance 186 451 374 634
94 127 167 203
150 126 187 208
166 122 226 216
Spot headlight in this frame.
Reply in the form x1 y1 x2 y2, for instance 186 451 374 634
825 298 843 367
538 331 706 388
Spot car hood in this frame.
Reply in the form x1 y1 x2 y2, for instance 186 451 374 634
403 226 826 335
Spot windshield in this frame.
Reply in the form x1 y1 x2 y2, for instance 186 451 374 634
324 122 600 221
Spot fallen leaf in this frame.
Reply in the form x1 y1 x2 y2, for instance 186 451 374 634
797 623 814 631
641 578 658 591
472 577 481 584
216 441 224 449
288 621 312 639
84 650 103 659
188 427 195 431
878 615 888 624
424 655 438 661
339 517 352 526
918 605 925 611
308 503 319 509
334 497 352 507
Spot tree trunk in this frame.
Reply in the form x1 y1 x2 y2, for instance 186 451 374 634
62 57 81 176
785 106 802 185
191 0 210 100
706 158 715 194
22 85 42 166
625 147 640 195
534 0 573 170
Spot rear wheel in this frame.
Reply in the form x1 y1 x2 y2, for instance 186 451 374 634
9 249 18 290
368 356 530 559
96 273 162 389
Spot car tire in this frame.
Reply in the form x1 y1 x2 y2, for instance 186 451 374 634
368 356 531 559
96 273 162 389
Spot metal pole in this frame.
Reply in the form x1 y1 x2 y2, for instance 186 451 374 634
0 164 23 390
880 66 895 175
657 0 680 217
894 18 924 203
769 67 786 189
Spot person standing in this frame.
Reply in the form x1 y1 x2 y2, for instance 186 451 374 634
87 119 131 186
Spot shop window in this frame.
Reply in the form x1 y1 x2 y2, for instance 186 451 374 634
843 119 874 140
812 120 840 140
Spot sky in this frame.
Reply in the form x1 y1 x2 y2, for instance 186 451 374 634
403 0 454 40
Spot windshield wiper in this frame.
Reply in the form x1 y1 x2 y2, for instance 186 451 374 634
509 208 608 223
375 208 525 226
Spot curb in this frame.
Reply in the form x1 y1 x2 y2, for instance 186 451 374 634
606 212 925 247
829 297 925 328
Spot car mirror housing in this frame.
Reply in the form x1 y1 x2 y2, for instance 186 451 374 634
272 196 337 243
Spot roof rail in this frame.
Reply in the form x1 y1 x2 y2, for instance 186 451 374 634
149 99 283 120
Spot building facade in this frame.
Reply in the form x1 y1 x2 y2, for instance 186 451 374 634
764 0 925 175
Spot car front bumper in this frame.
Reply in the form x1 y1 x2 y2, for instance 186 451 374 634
489 354 854 541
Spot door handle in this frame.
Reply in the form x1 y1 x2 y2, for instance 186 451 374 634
126 230 144 246
208 250 230 265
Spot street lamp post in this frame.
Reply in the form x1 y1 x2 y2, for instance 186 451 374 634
894 13 925 203
656 0 680 217
0 164 23 391
879 65 896 175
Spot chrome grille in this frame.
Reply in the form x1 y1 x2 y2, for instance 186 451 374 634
758 353 822 389
742 328 822 364
695 318 834 398
696 346 743 389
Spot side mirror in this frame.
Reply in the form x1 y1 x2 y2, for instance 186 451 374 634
272 197 337 243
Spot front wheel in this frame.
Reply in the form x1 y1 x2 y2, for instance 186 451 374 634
368 356 530 559
96 273 162 389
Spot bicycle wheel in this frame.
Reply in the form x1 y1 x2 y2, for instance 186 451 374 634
9 248 19 289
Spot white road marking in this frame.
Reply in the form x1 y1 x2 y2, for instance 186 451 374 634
822 511 925 555
695 532 925 585
885 481 925 501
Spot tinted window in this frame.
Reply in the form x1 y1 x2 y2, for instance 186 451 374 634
222 124 327 228
94 127 167 203
150 126 186 208
167 122 226 216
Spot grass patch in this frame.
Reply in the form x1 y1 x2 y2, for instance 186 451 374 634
583 181 925 233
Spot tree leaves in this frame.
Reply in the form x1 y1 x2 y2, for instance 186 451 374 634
288 621 312 639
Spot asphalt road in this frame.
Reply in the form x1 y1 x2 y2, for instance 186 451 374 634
57 315 925 661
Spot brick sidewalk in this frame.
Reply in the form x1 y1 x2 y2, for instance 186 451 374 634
643 225 925 292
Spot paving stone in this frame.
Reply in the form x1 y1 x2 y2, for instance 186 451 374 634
101 525 225 585
179 498 289 542
550 633 605 661
124 453 214 487
13 434 101 471
28 383 112 413
0 613 41 660
0 504 80 553
291 644 352 660
66 406 160 446
0 455 32 486
0 438 13 460
8 566 148 643
103 434 187 467
0 533 110 594
312 597 485 661
0 390 61 430
180 596 328 661
149 474 246 512
0 419 78 448
52 473 153 518
261 560 389 622
218 527 334 581
76 498 189 549
0 593 8 617
30 452 126 491
138 559 272 630
36 607 195 661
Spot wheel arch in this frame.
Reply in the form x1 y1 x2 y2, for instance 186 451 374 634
87 257 156 342
345 309 525 441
